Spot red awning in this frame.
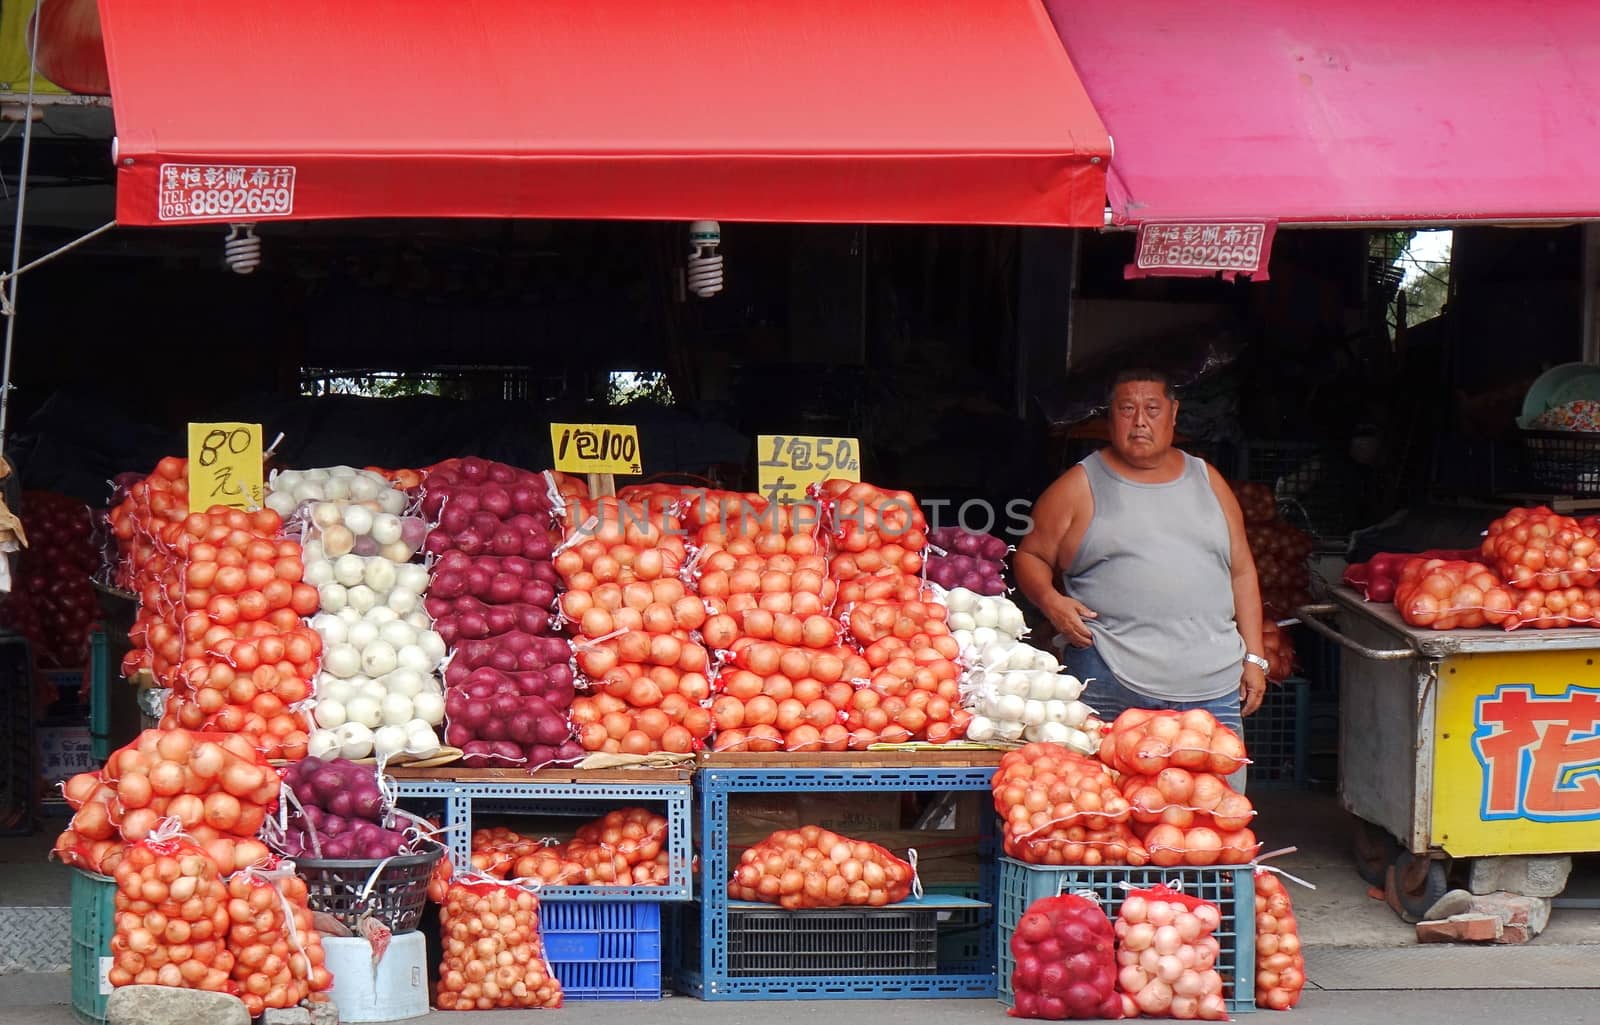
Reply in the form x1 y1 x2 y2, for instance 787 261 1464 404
97 0 1110 228
1046 0 1600 225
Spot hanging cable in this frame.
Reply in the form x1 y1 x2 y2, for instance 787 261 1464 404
686 220 723 298
223 223 262 274
0 0 45 460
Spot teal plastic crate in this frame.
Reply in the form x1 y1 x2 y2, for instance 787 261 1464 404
71 869 116 1025
1243 676 1310 790
997 859 1256 1014
540 901 662 1001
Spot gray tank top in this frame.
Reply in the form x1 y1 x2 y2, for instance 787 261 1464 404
1064 450 1244 701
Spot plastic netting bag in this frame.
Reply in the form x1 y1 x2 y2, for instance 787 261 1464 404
728 826 917 909
436 875 563 1010
1009 891 1123 1020
1113 884 1227 1020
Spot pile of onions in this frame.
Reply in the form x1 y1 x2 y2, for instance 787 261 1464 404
710 639 864 752
1246 519 1314 617
817 480 928 604
1098 709 1248 780
1008 892 1123 1020
728 825 915 909
850 626 968 744
265 466 409 520
941 587 1029 644
1254 870 1306 1010
1260 617 1295 684
273 756 417 860
1483 505 1599 592
1119 770 1260 867
0 490 100 669
565 807 673 886
424 459 579 768
685 491 832 616
222 868 333 1014
469 827 583 885
108 826 235 993
1342 549 1477 603
1232 481 1278 526
992 744 1144 866
1394 558 1522 629
127 499 321 759
435 879 563 1010
961 650 1098 751
926 525 1010 595
54 730 279 876
1113 886 1228 1020
108 456 190 596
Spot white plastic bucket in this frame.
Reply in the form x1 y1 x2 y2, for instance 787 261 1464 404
323 931 430 1022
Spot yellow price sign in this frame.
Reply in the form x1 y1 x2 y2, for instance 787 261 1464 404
550 423 642 475
757 434 860 503
186 422 264 513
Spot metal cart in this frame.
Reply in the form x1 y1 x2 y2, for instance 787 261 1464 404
1298 588 1600 918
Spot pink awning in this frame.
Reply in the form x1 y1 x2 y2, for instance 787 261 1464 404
1046 0 1600 225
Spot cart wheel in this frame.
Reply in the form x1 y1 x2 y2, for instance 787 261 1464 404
1352 820 1400 886
1390 851 1449 922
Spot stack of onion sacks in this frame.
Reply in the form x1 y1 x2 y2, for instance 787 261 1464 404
1481 506 1600 628
1233 481 1314 615
1099 709 1248 780
435 876 563 1010
709 637 864 752
1254 870 1306 1011
846 614 968 744
221 865 333 1015
1119 769 1259 866
728 825 915 909
424 458 581 768
816 480 928 604
561 495 712 755
564 807 673 886
992 744 1144 866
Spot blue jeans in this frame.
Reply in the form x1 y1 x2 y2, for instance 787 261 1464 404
1059 641 1247 792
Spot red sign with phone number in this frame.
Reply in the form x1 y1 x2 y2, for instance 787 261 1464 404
1127 221 1277 281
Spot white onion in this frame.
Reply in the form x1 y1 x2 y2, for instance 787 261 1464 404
1037 721 1072 744
312 502 343 528
376 622 414 651
380 692 415 726
337 607 362 625
303 560 334 588
405 611 432 632
997 672 1032 699
265 491 299 518
301 539 325 565
307 730 342 759
318 582 348 613
394 564 429 594
1027 671 1058 700
387 587 419 615
316 675 355 705
383 668 425 698
310 613 346 644
995 719 1027 741
345 695 383 730
361 640 398 677
371 725 409 761
993 693 1026 722
379 541 413 564
1021 699 1046 726
972 627 1000 650
323 643 361 679
1053 674 1086 702
964 714 996 741
346 584 378 613
333 554 367 588
406 725 441 755
273 469 304 492
1031 648 1061 672
1043 699 1068 723
349 475 385 503
346 621 379 652
947 611 976 633
364 606 399 625
996 603 1027 636
342 505 374 537
945 588 978 614
417 631 447 663
370 513 403 546
303 468 331 482
378 489 407 515
396 644 435 675
973 604 1000 630
323 477 352 501
313 698 347 729
412 690 445 726
329 465 358 478
363 559 396 595
334 722 373 759
357 677 386 702
291 482 323 505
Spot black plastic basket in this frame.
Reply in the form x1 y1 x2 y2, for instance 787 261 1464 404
1521 429 1600 496
292 846 442 933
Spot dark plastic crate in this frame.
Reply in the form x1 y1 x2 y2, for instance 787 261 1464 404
541 901 662 1001
1520 429 1600 496
924 883 986 967
997 859 1256 1014
1244 677 1310 790
727 905 938 977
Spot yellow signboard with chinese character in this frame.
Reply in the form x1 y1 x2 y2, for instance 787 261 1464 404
550 423 642 476
1430 650 1600 857
186 422 264 513
756 434 860 504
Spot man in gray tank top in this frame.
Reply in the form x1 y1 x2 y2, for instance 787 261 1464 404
1015 369 1268 762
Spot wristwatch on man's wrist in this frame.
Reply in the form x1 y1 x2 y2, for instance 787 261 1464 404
1243 653 1269 673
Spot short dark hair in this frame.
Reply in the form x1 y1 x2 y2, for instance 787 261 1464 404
1108 367 1176 404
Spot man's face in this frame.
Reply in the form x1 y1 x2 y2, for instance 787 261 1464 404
1109 381 1177 466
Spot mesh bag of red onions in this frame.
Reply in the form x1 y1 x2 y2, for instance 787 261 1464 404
1008 891 1123 1020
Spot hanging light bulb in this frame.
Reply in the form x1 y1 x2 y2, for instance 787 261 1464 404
223 223 261 274
686 220 723 298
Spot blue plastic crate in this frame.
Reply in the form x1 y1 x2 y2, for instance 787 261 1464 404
997 859 1256 1014
925 883 987 967
1243 677 1310 790
541 901 662 1001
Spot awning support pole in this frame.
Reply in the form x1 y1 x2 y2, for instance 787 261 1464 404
0 0 45 461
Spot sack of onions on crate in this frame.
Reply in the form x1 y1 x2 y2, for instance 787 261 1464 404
728 826 917 909
1007 890 1123 1020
